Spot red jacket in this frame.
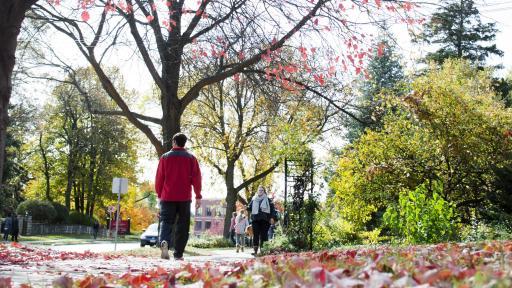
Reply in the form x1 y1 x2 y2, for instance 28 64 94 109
155 147 202 201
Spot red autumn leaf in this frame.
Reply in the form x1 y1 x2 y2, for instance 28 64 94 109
238 52 245 60
81 10 90 22
375 0 382 8
0 277 12 288
377 42 386 57
310 267 326 285
313 74 325 86
233 73 240 82
313 18 319 26
146 15 154 22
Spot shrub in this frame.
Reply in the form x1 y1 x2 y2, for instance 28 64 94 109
383 180 458 244
460 212 512 242
68 211 95 226
188 235 232 249
16 200 57 223
51 202 69 224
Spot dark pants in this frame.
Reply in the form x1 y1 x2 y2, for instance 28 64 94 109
252 220 270 248
11 232 18 242
159 201 191 258
3 230 9 241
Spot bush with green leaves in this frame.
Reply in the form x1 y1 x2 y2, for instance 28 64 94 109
68 211 96 226
188 235 232 249
51 202 69 224
383 180 458 244
16 200 57 223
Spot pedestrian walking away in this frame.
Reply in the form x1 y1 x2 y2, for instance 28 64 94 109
247 186 277 256
10 213 19 242
155 133 202 260
234 210 250 253
92 220 100 239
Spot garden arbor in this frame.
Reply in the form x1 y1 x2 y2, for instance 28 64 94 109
284 156 316 250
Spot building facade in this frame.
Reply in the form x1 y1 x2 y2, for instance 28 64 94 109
193 199 226 236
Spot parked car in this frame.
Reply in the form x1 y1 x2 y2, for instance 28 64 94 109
140 223 158 247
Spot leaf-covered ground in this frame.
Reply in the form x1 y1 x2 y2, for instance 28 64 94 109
1 240 512 287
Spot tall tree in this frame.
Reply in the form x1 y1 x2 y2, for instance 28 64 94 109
0 101 35 216
0 0 37 186
0 0 413 198
346 38 405 142
26 67 138 215
416 0 503 66
188 73 329 237
30 0 408 158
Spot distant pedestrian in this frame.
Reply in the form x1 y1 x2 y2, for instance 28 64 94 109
234 210 249 253
155 133 202 260
2 217 9 241
10 213 19 242
92 220 100 239
229 212 236 245
247 186 277 256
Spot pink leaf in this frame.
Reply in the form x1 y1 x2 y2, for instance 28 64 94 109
81 10 90 22
146 15 154 22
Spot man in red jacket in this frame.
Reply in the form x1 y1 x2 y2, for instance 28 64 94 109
155 133 202 260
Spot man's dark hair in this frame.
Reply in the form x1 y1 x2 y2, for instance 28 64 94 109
172 133 188 147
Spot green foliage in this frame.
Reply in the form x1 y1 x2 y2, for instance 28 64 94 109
282 177 319 251
1 102 36 216
188 235 232 249
68 211 96 226
261 234 297 254
346 37 406 142
460 219 512 242
383 181 457 244
415 0 502 66
312 202 362 249
16 200 57 223
330 60 512 233
51 202 69 224
24 67 139 220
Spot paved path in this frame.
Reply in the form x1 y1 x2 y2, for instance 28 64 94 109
1 242 253 286
33 242 141 253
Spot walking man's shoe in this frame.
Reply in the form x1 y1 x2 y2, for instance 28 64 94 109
160 241 170 259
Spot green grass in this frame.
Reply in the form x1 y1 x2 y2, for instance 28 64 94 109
20 233 140 245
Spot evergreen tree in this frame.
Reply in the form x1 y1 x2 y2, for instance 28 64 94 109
417 0 503 66
346 39 405 142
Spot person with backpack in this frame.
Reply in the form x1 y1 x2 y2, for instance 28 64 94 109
247 186 277 256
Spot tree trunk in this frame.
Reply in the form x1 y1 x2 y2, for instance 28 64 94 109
65 152 75 210
73 180 79 211
0 0 35 186
160 47 183 154
38 132 51 201
86 145 96 216
223 162 238 238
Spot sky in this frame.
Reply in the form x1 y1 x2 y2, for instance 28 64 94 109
16 0 512 200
